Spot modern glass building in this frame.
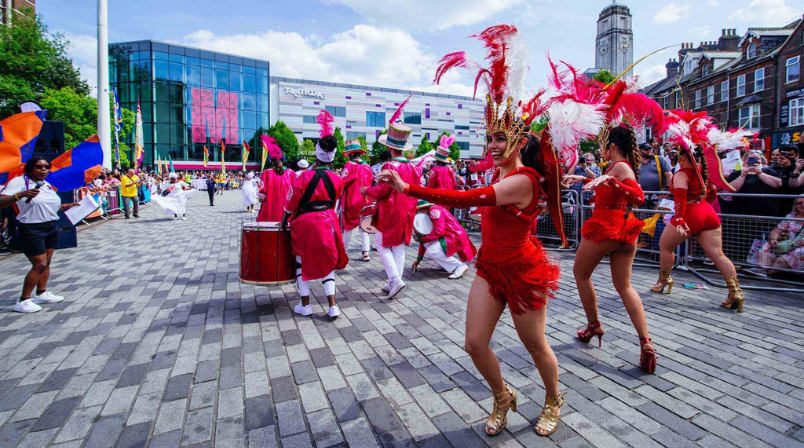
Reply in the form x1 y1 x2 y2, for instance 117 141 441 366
109 40 270 169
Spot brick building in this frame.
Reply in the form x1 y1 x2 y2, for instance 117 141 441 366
642 17 803 150
1 0 35 25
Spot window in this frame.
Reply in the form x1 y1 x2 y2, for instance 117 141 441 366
706 86 714 105
366 111 385 127
702 64 711 77
736 75 746 97
747 42 756 59
455 125 470 130
787 56 800 83
738 105 760 130
790 98 804 126
346 131 366 140
303 115 316 124
325 106 346 117
754 68 764 92
720 80 728 102
694 90 702 109
403 112 421 125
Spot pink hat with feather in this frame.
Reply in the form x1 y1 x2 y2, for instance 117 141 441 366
378 94 414 151
435 135 454 161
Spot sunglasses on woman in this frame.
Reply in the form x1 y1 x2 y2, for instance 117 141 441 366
35 164 51 170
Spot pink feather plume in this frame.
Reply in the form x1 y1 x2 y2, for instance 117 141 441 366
261 135 283 160
439 134 456 150
316 109 334 138
389 93 413 125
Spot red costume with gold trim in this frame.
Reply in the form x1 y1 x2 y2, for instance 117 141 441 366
581 161 646 244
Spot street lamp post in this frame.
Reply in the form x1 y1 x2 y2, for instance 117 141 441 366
97 0 112 170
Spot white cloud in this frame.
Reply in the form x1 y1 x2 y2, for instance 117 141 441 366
707 0 719 6
322 0 526 30
728 0 802 26
63 32 98 95
652 4 692 25
688 25 713 38
177 25 473 96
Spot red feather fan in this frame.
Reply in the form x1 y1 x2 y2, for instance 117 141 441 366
389 93 413 125
316 110 334 138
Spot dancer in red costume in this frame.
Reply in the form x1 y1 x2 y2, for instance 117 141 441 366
340 139 373 261
651 111 746 312
257 135 295 222
282 111 348 320
380 24 567 438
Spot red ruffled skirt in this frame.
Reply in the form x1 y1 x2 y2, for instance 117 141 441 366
475 236 561 315
581 208 645 245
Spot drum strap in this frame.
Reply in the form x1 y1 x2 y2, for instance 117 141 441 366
294 170 336 219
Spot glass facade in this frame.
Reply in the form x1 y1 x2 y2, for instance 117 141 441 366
109 40 270 168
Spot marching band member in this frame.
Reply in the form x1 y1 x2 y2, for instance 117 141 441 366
411 200 475 279
151 172 194 220
652 112 747 312
257 137 295 223
362 95 420 299
282 111 348 319
380 25 568 437
427 136 458 190
340 139 373 261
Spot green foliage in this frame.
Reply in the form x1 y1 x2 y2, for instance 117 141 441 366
301 139 315 160
39 87 96 149
369 130 388 165
435 131 462 161
530 116 548 134
0 8 90 119
332 127 347 169
578 139 599 155
592 69 615 85
266 121 299 160
415 135 433 157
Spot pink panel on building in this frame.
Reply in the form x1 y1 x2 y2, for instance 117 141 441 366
191 88 238 144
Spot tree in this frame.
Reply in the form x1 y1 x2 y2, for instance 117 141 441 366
530 116 549 134
266 121 299 160
415 135 433 157
369 130 388 165
0 8 90 119
301 139 315 160
592 69 615 85
332 127 347 169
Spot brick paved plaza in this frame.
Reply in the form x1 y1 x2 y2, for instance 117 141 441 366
0 191 802 448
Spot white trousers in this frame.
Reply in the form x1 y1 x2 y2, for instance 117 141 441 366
375 231 405 283
342 228 371 252
295 256 335 297
422 241 465 274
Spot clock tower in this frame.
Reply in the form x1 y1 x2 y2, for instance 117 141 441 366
595 1 633 78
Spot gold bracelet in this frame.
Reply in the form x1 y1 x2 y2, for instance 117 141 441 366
13 193 19 200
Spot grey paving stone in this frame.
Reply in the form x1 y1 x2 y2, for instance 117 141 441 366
114 421 152 448
31 396 80 431
341 417 380 448
277 400 306 436
181 408 213 445
248 425 279 448
245 394 273 431
215 415 246 448
163 373 193 402
328 388 362 422
83 413 127 448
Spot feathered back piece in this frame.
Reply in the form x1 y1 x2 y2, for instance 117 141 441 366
316 110 334 138
707 127 756 153
434 24 543 158
389 93 413 125
663 109 717 190
439 134 456 150
261 135 283 161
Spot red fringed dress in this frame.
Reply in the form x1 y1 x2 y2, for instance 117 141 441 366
581 161 646 244
405 167 560 315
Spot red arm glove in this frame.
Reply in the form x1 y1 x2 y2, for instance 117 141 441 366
404 183 497 208
606 177 644 207
670 188 688 228
705 184 718 204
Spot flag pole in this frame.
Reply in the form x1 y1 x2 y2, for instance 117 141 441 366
97 0 112 170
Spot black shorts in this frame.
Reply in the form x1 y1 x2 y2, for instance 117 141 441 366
18 221 59 257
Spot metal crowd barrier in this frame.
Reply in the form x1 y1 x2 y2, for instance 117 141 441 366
534 189 580 250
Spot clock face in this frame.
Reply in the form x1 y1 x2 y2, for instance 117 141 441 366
620 37 631 53
598 41 609 56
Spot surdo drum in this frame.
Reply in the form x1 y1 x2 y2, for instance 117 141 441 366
240 222 295 285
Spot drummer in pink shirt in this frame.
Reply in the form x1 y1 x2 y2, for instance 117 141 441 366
257 136 295 222
340 139 373 262
282 124 347 320
427 135 458 191
362 108 420 299
412 200 476 279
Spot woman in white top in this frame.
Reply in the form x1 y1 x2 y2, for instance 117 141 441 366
0 157 79 313
241 172 259 213
152 173 194 220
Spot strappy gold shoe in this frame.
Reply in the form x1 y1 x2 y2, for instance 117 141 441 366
535 392 566 437
650 269 674 294
722 277 744 312
485 384 517 436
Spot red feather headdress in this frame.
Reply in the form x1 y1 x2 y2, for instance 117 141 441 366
316 110 334 138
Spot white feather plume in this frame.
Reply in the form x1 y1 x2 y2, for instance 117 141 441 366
707 128 754 153
546 100 606 167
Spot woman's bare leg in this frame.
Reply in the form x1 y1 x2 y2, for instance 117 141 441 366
658 223 689 270
573 238 621 322
511 305 559 397
464 275 507 394
696 227 737 280
609 243 650 339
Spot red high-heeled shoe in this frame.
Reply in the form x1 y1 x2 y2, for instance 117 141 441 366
639 337 657 373
577 321 605 347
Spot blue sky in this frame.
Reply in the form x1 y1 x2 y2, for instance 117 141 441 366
41 0 803 97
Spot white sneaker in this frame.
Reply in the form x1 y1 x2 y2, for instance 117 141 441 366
387 280 406 299
328 306 341 319
33 291 64 304
14 299 42 313
382 283 391 293
182 216 186 220
448 264 469 280
293 303 312 316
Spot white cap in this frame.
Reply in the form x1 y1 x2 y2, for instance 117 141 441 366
297 159 309 169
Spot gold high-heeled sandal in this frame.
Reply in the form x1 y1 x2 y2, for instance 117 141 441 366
722 277 744 312
535 392 566 436
485 384 517 436
650 269 674 294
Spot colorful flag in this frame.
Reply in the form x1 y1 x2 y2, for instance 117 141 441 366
167 154 175 173
203 146 209 168
261 139 268 171
0 110 47 185
134 99 144 172
112 88 122 169
156 156 162 174
47 135 103 191
221 144 226 173
242 141 250 171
